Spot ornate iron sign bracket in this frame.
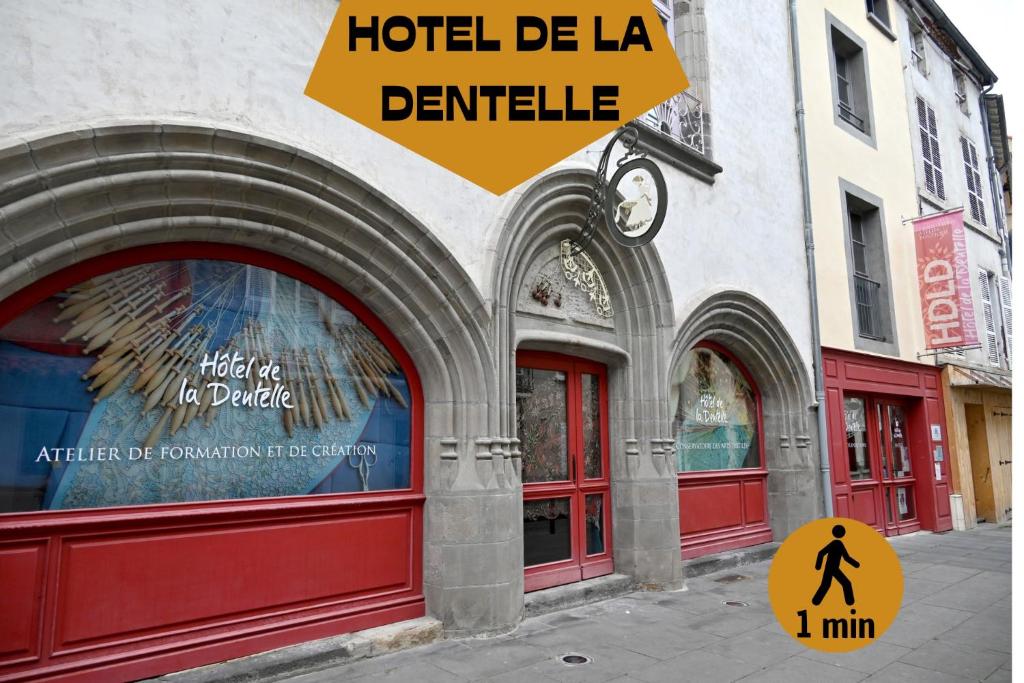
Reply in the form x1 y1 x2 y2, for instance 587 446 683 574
574 123 668 254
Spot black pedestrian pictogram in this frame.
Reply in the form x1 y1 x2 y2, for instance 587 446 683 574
811 524 860 606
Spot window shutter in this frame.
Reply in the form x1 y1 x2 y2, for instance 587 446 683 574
999 275 1012 365
918 99 934 194
917 97 944 199
927 105 945 199
961 136 986 226
970 142 986 225
979 269 999 365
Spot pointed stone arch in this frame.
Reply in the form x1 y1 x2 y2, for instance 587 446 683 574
490 167 683 590
671 289 822 539
0 123 505 633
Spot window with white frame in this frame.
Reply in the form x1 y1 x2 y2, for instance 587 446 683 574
916 97 945 199
978 268 999 366
960 136 987 226
953 69 969 114
910 22 928 76
998 275 1012 366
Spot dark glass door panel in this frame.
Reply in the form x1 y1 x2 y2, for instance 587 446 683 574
524 498 572 566
585 493 605 555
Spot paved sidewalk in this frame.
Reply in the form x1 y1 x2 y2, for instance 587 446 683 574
285 524 1011 682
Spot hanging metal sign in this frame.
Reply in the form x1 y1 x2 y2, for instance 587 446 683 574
575 123 667 252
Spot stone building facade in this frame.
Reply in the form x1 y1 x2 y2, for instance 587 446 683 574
794 0 955 536
795 0 1011 539
891 0 1013 527
0 1 822 680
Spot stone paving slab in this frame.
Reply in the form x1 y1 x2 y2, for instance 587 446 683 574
282 524 1011 682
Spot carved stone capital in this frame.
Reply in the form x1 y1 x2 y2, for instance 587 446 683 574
490 439 506 490
509 437 523 486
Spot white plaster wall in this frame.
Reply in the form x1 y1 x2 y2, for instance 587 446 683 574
0 0 813 381
798 0 924 361
659 0 811 372
892 2 1011 371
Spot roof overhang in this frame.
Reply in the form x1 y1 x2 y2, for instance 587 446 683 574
947 364 1012 390
915 0 998 86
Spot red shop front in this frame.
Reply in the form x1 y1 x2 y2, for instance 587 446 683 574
673 343 772 559
823 348 953 535
0 245 425 682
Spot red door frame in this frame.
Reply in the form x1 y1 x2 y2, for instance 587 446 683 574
842 395 922 536
676 342 772 559
0 244 425 683
877 399 922 535
516 351 613 593
824 347 953 534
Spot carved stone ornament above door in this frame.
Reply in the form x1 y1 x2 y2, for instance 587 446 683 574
515 241 614 328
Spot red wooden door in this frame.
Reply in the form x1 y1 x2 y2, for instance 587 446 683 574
877 400 921 535
840 396 920 536
842 394 885 530
516 351 612 592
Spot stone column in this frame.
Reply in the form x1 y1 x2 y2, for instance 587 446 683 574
611 437 683 591
423 433 523 637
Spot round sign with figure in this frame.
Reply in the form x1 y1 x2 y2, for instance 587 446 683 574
768 517 903 653
603 157 667 248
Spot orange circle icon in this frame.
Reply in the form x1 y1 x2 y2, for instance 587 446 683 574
768 517 903 653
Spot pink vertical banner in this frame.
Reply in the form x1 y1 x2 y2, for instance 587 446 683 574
912 209 978 349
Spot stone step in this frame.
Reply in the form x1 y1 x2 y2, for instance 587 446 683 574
524 573 636 618
148 616 442 683
682 542 780 579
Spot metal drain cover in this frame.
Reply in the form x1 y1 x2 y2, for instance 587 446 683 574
723 600 749 607
561 654 592 665
714 574 750 584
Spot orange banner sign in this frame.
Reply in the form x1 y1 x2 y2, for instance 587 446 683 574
912 209 978 349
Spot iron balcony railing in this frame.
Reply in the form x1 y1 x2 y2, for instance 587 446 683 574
638 91 706 156
838 102 866 132
854 274 885 340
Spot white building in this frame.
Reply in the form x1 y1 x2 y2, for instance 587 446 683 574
892 0 1013 527
0 2 822 679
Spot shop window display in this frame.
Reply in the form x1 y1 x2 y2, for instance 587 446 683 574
0 259 412 513
671 346 761 472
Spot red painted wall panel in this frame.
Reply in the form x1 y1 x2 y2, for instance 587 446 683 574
742 481 765 524
55 513 413 648
679 483 743 533
851 489 879 528
924 397 953 531
0 543 46 663
936 483 951 517
834 493 850 518
825 387 849 487
845 363 921 388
